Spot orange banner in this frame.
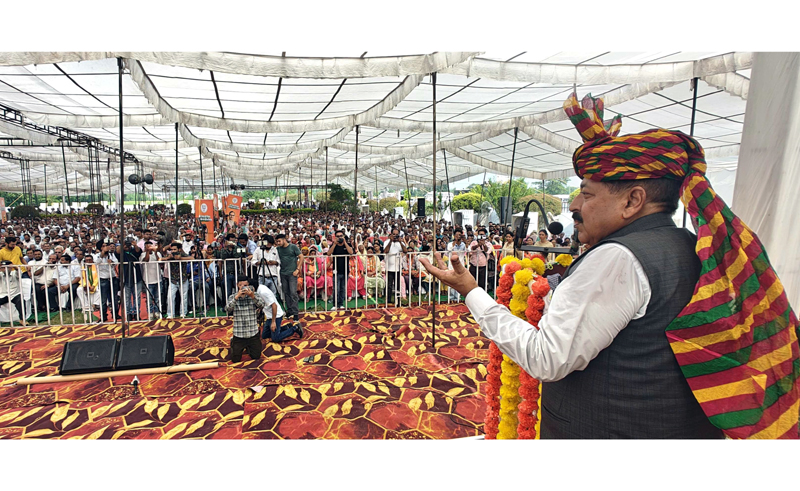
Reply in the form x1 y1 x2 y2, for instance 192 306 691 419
0 198 5 222
223 194 241 225
194 199 215 244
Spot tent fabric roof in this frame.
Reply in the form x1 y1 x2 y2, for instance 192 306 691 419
0 51 750 195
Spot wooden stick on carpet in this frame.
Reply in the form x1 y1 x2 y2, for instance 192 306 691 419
12 362 220 386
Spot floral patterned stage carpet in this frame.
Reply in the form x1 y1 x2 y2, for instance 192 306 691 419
0 305 489 439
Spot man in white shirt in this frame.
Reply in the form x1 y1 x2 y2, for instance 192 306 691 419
418 108 748 438
28 249 51 312
253 278 300 343
446 229 467 302
93 240 119 322
250 234 280 297
382 228 406 306
140 240 163 319
55 254 81 311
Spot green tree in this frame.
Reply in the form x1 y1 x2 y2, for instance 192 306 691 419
543 178 570 195
451 192 483 212
568 188 581 204
482 178 537 215
176 203 193 216
379 197 399 211
327 183 353 203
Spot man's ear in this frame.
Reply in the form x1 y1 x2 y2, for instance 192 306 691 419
622 186 647 219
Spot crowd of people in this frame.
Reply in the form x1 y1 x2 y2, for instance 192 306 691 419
0 207 572 328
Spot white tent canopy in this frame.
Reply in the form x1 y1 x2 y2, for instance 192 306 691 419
0 51 750 196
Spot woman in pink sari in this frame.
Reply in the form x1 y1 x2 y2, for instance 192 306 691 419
302 248 332 301
347 253 366 300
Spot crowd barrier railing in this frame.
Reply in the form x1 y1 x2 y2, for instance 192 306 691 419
0 249 509 327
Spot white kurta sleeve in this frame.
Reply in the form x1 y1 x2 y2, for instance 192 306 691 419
464 243 651 382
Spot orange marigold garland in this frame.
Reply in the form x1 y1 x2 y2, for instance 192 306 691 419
517 275 550 439
484 342 503 439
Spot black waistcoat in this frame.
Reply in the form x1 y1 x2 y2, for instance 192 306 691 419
540 213 723 439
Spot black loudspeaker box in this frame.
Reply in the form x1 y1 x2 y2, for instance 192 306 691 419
116 335 175 371
417 198 426 217
59 338 118 375
499 196 511 223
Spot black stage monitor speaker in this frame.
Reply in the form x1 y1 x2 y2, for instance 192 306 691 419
60 339 118 375
417 198 426 217
499 196 511 224
116 335 175 371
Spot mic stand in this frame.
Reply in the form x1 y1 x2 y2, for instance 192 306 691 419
513 199 575 258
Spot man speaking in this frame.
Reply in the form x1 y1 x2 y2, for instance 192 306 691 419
420 93 799 439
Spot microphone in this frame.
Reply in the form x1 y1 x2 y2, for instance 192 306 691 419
547 221 563 236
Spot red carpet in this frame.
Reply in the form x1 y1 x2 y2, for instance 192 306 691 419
0 305 489 439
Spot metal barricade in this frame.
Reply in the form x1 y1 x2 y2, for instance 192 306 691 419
0 250 505 327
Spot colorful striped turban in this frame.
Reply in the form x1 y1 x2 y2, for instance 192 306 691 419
565 92 800 439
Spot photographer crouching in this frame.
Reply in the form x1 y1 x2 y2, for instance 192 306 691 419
225 277 266 363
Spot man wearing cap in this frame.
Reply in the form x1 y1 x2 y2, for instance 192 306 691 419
420 93 799 439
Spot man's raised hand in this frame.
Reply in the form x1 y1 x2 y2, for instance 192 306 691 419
419 252 479 298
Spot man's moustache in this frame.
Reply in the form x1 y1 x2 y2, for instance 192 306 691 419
572 212 583 223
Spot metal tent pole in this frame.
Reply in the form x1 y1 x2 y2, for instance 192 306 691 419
325 147 329 212
107 158 112 211
212 158 217 196
43 166 47 209
175 123 179 225
442 145 451 214
117 57 127 338
403 158 411 220
480 170 487 203
683 77 700 229
61 143 71 208
431 72 438 347
354 125 359 213
504 127 519 225
199 148 205 198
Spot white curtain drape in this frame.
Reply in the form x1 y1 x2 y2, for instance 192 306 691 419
732 52 800 311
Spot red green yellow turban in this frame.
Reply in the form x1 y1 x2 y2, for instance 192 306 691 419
565 92 800 439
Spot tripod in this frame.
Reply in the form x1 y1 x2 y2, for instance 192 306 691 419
255 249 284 307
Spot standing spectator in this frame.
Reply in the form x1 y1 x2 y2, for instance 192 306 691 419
250 234 280 297
162 242 191 318
215 239 244 300
468 234 494 291
120 239 144 320
275 234 302 325
94 240 119 322
140 240 162 319
383 228 407 306
329 230 353 310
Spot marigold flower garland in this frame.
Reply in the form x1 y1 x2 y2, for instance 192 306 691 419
517 275 551 439
498 354 521 439
485 254 552 439
484 342 503 439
